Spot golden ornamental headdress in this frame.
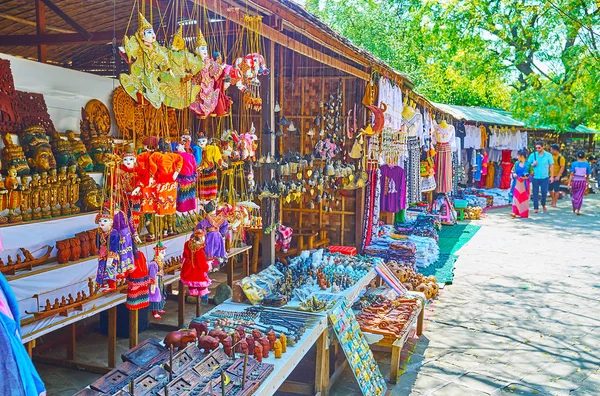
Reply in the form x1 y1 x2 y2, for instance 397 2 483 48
194 28 207 49
137 12 153 37
172 25 185 51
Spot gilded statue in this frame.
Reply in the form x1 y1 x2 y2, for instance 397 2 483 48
2 134 31 176
57 166 69 215
50 131 75 168
67 131 94 171
20 174 32 221
79 167 102 212
47 169 61 217
160 25 202 109
0 173 8 224
39 171 51 218
67 164 81 214
119 12 169 109
20 126 57 173
84 99 111 137
5 166 23 223
29 173 42 220
79 110 112 171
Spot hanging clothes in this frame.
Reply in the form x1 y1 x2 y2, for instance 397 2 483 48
500 149 513 189
433 123 455 193
361 168 381 251
378 78 403 131
406 137 421 203
379 164 406 212
362 80 379 107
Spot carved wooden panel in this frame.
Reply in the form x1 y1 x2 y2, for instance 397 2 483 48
14 90 55 133
0 59 20 134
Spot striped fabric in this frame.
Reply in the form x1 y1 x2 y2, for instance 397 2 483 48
512 177 529 218
435 142 452 193
375 263 408 296
199 167 218 201
126 275 150 310
571 180 586 211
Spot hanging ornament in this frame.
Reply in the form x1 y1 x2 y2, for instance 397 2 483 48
279 116 291 127
273 102 281 113
307 128 315 137
287 121 296 132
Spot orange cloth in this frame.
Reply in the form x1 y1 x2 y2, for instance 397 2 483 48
153 153 183 215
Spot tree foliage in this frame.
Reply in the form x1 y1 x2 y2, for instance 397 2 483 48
306 0 600 130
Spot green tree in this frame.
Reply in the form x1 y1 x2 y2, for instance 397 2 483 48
306 0 600 129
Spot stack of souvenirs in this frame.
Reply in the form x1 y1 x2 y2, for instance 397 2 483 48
237 249 379 312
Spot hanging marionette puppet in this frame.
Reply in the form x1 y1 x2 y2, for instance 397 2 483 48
174 137 197 212
119 12 169 109
95 211 120 293
189 28 224 118
112 204 136 279
197 134 226 203
181 229 214 298
148 242 167 319
195 201 228 263
117 151 143 241
135 136 160 241
126 250 150 311
152 138 182 236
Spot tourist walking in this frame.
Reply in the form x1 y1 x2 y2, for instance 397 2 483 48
549 144 565 207
510 149 530 219
567 150 591 215
528 142 554 213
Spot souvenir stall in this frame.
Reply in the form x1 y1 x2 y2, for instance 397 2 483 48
0 0 442 394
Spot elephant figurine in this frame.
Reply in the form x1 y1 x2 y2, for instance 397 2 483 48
197 335 219 353
164 328 197 350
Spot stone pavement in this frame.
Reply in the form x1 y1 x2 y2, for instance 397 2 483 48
331 194 600 396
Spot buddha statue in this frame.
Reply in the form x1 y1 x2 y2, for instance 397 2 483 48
20 126 57 173
0 174 7 225
67 164 81 214
67 131 94 172
5 166 23 223
119 12 169 109
50 131 75 169
2 134 31 176
47 169 61 217
20 174 32 221
29 173 42 220
57 166 69 215
39 171 51 218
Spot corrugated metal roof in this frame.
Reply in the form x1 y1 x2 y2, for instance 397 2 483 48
433 103 525 127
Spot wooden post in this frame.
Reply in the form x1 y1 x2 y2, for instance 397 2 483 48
66 323 76 360
35 0 47 62
251 229 260 274
129 309 139 349
261 39 277 268
417 305 425 336
243 249 250 277
195 295 201 318
389 345 401 384
107 307 117 368
314 330 330 395
25 340 36 359
227 256 234 288
178 280 185 328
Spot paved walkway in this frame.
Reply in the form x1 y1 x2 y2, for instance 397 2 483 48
332 194 600 396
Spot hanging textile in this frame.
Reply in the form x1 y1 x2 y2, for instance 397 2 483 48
361 168 381 251
433 122 456 194
379 165 406 212
405 136 421 203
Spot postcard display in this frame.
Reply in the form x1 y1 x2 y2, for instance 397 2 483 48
329 300 387 395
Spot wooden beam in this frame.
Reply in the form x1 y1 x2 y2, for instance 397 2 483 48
0 30 126 46
35 0 46 62
193 1 370 80
40 0 91 40
0 13 75 33
107 306 117 368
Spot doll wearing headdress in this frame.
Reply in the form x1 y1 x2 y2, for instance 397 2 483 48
126 250 150 310
189 29 224 118
119 13 169 109
181 229 214 297
95 211 120 293
112 207 136 278
151 139 183 217
195 201 228 260
160 26 203 109
148 242 167 319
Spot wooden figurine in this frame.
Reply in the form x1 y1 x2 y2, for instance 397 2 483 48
57 166 69 215
280 333 287 353
254 341 263 363
29 173 42 220
5 166 23 223
222 336 233 357
267 330 276 350
67 164 80 214
20 174 32 221
164 328 198 350
273 339 282 358
246 335 255 356
259 336 270 358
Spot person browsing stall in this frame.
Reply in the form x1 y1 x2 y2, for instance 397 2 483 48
527 142 554 214
567 151 592 215
549 144 566 208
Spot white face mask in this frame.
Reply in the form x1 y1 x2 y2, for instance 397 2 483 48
198 138 208 148
98 218 112 232
142 28 156 45
123 156 136 169
157 250 166 259
196 45 209 59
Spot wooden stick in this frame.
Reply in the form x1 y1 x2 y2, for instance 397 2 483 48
241 351 248 389
169 344 174 381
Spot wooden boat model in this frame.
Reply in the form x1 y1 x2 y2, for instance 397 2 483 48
0 245 53 275
22 278 99 326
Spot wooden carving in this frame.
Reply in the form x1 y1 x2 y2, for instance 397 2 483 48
0 246 53 275
14 90 55 133
0 59 20 134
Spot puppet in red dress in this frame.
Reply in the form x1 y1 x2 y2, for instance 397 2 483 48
181 229 214 297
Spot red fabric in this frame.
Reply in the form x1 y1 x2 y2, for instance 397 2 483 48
177 151 197 176
181 239 212 285
328 246 357 256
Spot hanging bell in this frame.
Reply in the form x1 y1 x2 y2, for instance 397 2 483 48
265 153 273 164
274 102 281 112
288 121 297 132
307 128 315 137
309 200 315 209
275 128 284 137
314 115 322 126
319 129 326 137
279 116 291 127
315 194 321 203
325 163 335 176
